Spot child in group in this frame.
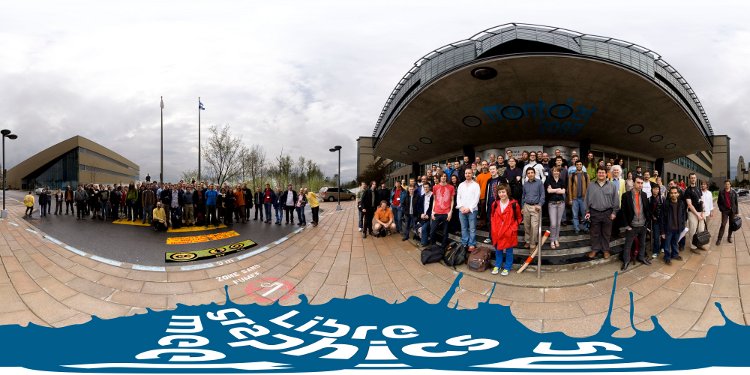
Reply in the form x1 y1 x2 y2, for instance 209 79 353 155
490 184 522 276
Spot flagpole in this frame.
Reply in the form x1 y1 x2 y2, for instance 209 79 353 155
160 96 164 184
198 97 201 182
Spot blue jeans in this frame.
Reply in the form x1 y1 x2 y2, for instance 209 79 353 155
392 206 402 232
358 210 363 229
664 229 681 261
421 219 432 246
495 247 514 270
572 197 586 232
652 222 664 255
274 206 283 223
459 210 478 247
402 214 415 240
430 214 450 247
296 206 306 224
264 203 272 221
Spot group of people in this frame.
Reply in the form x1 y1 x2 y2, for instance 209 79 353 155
22 181 322 232
357 149 740 275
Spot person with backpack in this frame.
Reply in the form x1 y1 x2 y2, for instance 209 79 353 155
490 184 522 275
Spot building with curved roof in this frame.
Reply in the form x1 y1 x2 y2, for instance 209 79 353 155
358 23 730 185
6 135 140 190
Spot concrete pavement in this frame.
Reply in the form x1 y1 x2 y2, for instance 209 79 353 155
1 196 749 339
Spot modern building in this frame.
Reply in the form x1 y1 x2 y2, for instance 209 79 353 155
737 155 748 182
6 135 140 190
358 23 728 187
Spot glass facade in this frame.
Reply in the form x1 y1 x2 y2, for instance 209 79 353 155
21 149 79 190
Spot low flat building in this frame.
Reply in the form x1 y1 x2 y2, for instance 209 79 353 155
6 135 140 190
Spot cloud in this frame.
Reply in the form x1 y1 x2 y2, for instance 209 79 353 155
1 0 749 181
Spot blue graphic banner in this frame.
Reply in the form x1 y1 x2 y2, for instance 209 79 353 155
0 272 747 372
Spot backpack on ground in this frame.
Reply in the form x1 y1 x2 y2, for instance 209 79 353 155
421 244 444 265
443 242 468 268
467 246 491 272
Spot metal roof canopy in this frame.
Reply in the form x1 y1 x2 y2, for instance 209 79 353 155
372 23 713 163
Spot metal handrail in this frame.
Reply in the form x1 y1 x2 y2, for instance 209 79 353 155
537 206 543 279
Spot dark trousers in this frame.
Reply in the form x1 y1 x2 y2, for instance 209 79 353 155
245 205 252 221
206 204 217 225
590 209 613 253
430 213 450 247
311 206 319 224
264 203 272 222
254 203 263 220
402 214 415 240
55 201 62 215
364 210 374 234
622 225 647 264
65 201 74 214
25 206 33 216
285 206 295 223
76 202 86 219
718 209 736 240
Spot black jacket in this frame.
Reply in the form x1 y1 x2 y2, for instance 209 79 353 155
279 190 298 207
360 188 377 212
620 189 651 227
254 191 264 205
662 199 687 232
376 187 391 207
717 189 739 214
417 193 433 220
402 193 421 216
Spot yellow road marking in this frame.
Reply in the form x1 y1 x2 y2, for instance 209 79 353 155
166 230 240 245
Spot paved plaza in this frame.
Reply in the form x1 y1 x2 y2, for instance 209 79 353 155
1 196 749 339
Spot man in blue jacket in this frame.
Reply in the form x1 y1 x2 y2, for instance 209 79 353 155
205 184 219 226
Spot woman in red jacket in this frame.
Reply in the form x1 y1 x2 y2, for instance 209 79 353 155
490 184 522 276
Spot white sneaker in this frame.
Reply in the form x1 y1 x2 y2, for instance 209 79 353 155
491 267 499 275
358 228 362 232
501 269 509 276
483 238 491 244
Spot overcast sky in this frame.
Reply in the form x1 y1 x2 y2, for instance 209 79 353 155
1 0 749 182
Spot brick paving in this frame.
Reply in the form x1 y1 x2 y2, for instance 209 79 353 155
1 197 749 338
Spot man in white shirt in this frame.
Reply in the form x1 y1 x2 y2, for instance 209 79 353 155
457 168 481 251
522 151 546 184
701 181 714 225
642 171 653 198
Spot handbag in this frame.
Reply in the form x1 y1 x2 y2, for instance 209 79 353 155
730 216 742 232
692 219 711 247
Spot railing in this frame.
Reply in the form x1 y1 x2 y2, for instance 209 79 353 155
537 205 543 279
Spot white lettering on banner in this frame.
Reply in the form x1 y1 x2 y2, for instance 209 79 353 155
136 315 225 362
140 309 502 362
474 341 667 370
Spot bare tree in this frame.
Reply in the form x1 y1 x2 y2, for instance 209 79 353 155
203 124 247 186
273 148 293 187
244 144 267 189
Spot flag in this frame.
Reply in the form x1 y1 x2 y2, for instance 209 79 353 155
199 101 205 110
160 97 164 110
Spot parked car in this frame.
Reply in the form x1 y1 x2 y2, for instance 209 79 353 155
34 187 45 194
738 189 749 197
319 187 356 202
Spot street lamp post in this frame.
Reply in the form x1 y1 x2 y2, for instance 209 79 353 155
1 129 18 219
329 145 342 211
